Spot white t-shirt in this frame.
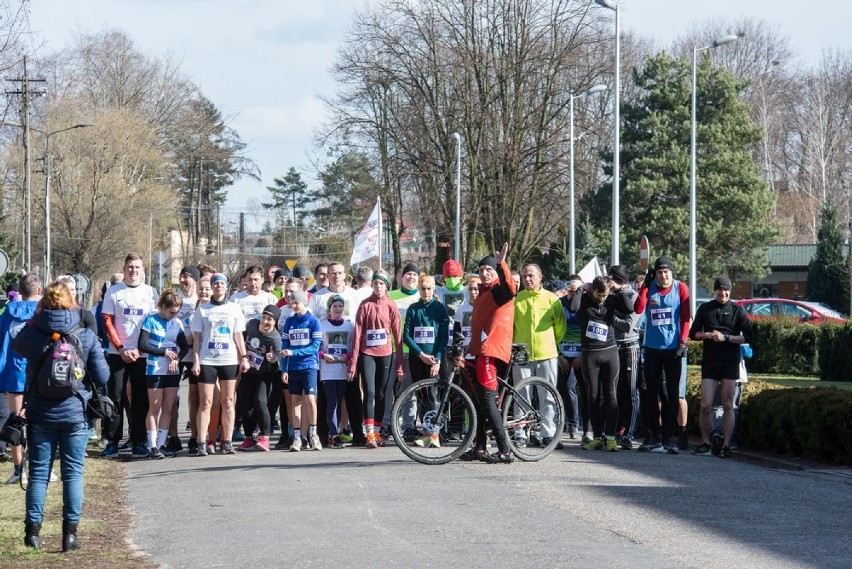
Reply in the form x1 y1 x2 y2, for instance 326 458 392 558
102 282 159 356
177 291 198 363
308 286 360 321
229 290 278 321
453 299 475 348
191 302 246 366
319 319 354 381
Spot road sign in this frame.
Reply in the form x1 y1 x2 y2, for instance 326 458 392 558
0 249 8 277
284 259 298 270
72 273 91 295
639 235 651 273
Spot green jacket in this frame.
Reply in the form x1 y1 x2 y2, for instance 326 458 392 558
403 298 450 359
513 287 567 361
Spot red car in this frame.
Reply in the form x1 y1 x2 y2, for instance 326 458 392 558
736 299 847 324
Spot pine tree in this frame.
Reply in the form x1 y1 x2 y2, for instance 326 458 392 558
807 204 850 313
584 52 777 287
264 167 313 228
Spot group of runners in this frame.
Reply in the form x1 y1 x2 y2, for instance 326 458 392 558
1 247 753 474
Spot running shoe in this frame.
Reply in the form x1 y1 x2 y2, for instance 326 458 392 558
232 428 245 442
119 441 132 452
160 445 177 458
582 437 604 451
131 444 150 459
511 435 528 449
309 434 323 451
677 429 689 451
364 432 377 449
187 438 199 455
459 447 488 461
482 451 514 464
196 443 208 457
7 468 22 485
667 443 680 455
274 436 289 450
638 438 662 452
414 433 441 448
206 443 216 455
605 438 619 452
165 436 183 453
719 445 731 459
149 447 165 460
339 429 353 444
289 437 302 452
565 425 577 440
328 435 344 449
711 435 723 457
238 439 257 452
402 428 419 443
221 441 236 455
374 430 385 447
541 437 564 450
620 437 633 451
254 436 270 452
691 443 712 456
529 434 543 448
650 443 667 454
581 432 594 445
101 441 119 459
88 427 99 440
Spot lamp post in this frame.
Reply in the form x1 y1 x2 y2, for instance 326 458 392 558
452 132 462 261
42 124 92 282
569 84 607 274
594 0 620 265
689 34 738 316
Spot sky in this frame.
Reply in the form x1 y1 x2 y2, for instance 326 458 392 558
26 0 852 221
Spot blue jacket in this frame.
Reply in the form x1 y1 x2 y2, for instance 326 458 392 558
281 311 322 371
13 309 109 425
0 300 38 393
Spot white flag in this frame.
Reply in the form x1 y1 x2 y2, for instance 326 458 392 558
578 256 604 283
350 200 381 266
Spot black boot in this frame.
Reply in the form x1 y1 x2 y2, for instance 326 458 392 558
62 520 79 552
24 523 42 550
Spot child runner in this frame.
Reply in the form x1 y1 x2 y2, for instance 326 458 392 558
319 295 354 449
238 305 282 451
280 290 323 451
137 291 189 459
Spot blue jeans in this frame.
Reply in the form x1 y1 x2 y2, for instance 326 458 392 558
26 421 88 525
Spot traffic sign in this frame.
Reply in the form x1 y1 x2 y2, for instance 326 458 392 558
639 235 651 273
72 273 91 295
0 249 8 277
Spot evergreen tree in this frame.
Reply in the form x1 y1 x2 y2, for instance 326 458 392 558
807 204 850 313
264 167 313 228
583 53 777 287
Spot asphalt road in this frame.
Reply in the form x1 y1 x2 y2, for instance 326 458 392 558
118 389 852 569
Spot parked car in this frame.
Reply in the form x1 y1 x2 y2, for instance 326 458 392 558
736 298 846 324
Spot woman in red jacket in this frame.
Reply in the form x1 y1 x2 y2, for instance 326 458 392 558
347 270 404 449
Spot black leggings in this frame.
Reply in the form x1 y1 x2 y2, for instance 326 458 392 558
643 348 683 443
581 347 620 438
360 354 392 424
105 355 148 445
239 372 274 436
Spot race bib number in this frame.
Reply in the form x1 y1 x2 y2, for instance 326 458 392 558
207 341 230 350
289 328 310 347
247 351 264 370
461 326 471 345
413 326 435 345
560 342 582 358
122 307 145 318
585 322 608 342
650 307 673 327
328 344 348 357
366 328 387 347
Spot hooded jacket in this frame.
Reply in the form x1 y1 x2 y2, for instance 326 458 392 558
468 261 516 363
13 308 109 425
0 300 38 392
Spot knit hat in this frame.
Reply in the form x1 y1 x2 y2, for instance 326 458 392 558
273 268 290 281
262 304 281 323
654 256 673 272
291 265 312 279
210 273 228 285
608 265 630 286
291 290 309 305
401 263 419 276
442 259 463 278
478 256 498 270
372 272 391 288
180 266 200 281
714 276 733 291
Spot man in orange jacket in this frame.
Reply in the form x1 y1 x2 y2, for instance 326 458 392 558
466 242 516 463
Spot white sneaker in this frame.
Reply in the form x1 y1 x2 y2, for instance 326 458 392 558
309 434 322 451
289 437 302 452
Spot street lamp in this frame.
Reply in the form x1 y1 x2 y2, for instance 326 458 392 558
452 132 462 262
569 84 607 274
42 124 92 282
594 0 621 265
689 34 738 316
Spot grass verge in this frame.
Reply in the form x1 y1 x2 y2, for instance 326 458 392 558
0 444 155 568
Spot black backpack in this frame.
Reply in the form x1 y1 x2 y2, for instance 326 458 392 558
32 328 86 400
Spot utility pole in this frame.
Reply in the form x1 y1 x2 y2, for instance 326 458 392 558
6 56 46 273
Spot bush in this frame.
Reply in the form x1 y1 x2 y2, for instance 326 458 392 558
818 323 852 382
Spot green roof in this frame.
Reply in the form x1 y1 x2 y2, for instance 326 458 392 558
768 243 849 269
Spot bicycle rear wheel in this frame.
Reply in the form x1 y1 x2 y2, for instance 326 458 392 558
502 376 565 461
390 378 477 465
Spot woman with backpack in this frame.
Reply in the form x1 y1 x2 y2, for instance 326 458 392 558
12 281 110 552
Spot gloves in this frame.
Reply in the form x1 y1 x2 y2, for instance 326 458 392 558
675 344 688 359
643 268 655 289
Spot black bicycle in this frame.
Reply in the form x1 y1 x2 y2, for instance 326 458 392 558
390 344 565 465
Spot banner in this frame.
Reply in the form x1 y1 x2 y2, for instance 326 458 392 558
350 199 381 266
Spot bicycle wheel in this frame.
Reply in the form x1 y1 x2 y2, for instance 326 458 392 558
390 378 477 465
502 376 565 461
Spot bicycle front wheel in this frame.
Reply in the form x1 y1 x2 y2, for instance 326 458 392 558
502 376 565 461
390 378 477 465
